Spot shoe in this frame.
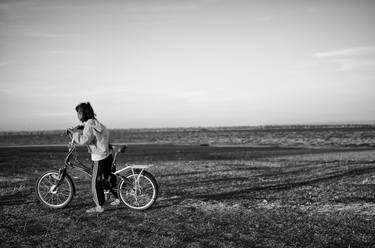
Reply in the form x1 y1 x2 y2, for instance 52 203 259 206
86 206 104 213
110 199 121 206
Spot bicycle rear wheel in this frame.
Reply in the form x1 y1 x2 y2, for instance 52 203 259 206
36 170 74 209
118 170 158 210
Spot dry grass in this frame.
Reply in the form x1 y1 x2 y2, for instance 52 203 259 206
1 139 375 247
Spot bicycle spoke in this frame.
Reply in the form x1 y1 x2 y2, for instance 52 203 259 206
56 194 65 203
40 181 50 188
39 184 50 192
46 176 54 186
133 195 139 206
59 192 70 197
46 194 53 204
43 191 51 199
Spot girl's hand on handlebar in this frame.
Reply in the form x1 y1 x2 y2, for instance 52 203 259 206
66 128 75 139
76 125 84 130
69 125 84 133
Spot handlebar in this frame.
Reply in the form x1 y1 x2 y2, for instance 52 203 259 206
64 128 77 166
66 128 76 148
66 125 83 138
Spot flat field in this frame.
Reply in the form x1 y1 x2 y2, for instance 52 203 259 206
1 126 375 247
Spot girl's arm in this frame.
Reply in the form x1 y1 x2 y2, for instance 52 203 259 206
72 125 95 145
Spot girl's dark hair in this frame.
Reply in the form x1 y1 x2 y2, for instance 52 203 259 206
75 102 96 122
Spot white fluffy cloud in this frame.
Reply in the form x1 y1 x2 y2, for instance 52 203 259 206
313 46 375 73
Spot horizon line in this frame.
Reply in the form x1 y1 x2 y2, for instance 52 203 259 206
1 120 374 133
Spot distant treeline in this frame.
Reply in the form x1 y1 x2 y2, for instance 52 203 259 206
1 124 374 136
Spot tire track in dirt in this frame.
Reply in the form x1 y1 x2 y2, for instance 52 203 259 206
183 162 375 201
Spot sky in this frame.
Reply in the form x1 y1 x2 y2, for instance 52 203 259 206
0 0 374 131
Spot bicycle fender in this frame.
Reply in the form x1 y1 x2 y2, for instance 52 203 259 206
129 164 154 169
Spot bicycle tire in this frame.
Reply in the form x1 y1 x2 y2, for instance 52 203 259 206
118 169 158 210
35 170 74 209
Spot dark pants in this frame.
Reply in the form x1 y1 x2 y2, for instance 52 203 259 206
92 154 118 206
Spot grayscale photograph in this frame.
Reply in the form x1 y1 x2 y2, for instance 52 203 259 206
1 0 374 247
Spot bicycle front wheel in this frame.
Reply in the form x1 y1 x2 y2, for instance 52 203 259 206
36 170 74 209
118 170 158 210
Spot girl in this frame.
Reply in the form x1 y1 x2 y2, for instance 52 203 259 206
68 102 120 213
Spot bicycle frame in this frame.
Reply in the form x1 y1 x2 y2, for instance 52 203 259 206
59 139 153 188
36 132 158 210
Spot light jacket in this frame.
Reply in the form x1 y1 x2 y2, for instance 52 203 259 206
73 119 111 161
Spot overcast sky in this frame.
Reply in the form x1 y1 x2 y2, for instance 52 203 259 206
0 0 374 131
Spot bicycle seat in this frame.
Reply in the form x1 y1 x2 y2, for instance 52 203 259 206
111 145 127 153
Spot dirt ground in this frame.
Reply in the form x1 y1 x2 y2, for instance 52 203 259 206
1 145 375 247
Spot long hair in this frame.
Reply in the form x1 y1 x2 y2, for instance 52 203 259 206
75 102 96 122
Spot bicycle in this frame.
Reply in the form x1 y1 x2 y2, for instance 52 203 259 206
35 131 159 210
